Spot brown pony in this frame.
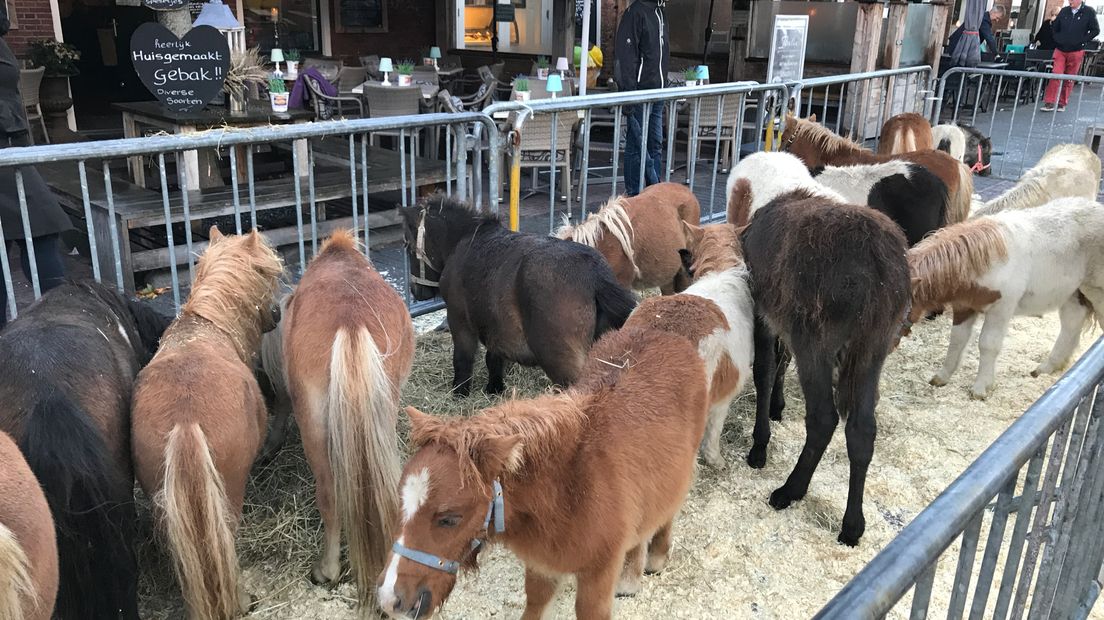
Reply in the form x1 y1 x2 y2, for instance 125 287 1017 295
0 430 56 620
556 182 701 294
131 227 283 619
782 114 973 224
876 112 933 155
376 326 708 619
280 230 415 605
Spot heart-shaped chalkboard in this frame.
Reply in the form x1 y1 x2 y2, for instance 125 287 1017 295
131 23 230 113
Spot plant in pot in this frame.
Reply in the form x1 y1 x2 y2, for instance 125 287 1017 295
536 56 550 80
285 49 300 79
683 66 699 87
28 40 80 140
269 77 290 113
396 60 415 86
224 48 270 113
513 76 530 102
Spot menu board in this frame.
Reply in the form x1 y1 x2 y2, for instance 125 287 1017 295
766 15 808 84
335 0 387 33
131 23 230 113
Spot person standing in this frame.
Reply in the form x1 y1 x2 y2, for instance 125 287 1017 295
948 8 1001 61
0 8 71 327
1033 8 1060 50
1042 0 1100 111
614 0 669 196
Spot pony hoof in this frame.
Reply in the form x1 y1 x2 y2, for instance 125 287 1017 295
484 383 506 395
1030 369 1042 378
310 565 340 586
769 411 783 422
969 388 990 401
644 553 669 575
929 375 948 387
769 487 799 510
615 578 641 598
451 384 473 399
703 452 727 469
746 447 767 470
837 526 863 547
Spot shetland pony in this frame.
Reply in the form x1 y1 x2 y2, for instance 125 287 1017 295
402 193 636 395
905 199 1104 399
624 222 754 468
932 123 993 176
281 230 414 605
730 152 911 545
877 112 933 155
0 281 171 619
781 114 974 224
376 326 708 619
0 430 56 620
556 182 701 294
131 228 283 619
972 144 1101 218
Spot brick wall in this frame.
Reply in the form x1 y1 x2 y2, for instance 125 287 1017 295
5 0 56 57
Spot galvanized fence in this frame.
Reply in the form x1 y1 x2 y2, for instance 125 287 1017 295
935 67 1104 184
819 335 1104 619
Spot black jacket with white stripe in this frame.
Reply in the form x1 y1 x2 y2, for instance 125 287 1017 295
614 0 669 91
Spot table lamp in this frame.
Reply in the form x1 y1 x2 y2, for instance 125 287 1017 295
379 57 394 85
546 73 563 98
556 57 570 79
429 46 442 70
270 48 285 77
697 65 710 85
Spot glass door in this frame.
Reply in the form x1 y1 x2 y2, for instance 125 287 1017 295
455 0 552 54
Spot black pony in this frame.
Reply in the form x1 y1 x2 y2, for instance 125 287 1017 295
0 280 171 618
402 194 636 395
733 186 910 547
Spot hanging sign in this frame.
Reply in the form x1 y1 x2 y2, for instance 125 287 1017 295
130 23 230 113
766 15 808 84
143 0 189 11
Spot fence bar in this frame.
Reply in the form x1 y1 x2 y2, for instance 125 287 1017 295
155 154 180 309
76 161 101 282
550 111 560 232
361 133 370 250
175 153 195 283
348 134 358 236
246 147 257 229
101 162 124 292
13 170 39 299
947 511 984 619
229 144 242 234
290 144 306 273
637 103 650 195
580 109 593 217
611 106 622 199
909 561 937 620
992 445 1049 620
968 478 1016 619
0 210 14 320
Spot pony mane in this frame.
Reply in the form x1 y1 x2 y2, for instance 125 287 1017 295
787 116 866 157
908 218 1008 304
556 198 639 278
972 177 1051 217
319 228 363 255
413 394 587 488
181 231 284 361
689 224 743 277
416 192 501 229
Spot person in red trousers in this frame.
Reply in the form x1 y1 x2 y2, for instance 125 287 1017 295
1042 0 1100 112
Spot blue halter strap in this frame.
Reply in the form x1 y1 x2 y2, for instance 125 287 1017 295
391 479 505 575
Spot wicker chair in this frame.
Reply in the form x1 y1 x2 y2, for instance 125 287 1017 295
362 83 423 154
305 74 364 120
19 67 47 144
411 66 438 88
301 57 343 84
360 55 382 81
509 91 577 209
337 66 368 93
438 89 488 205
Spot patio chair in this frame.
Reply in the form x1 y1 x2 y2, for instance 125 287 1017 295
337 66 368 93
438 89 488 205
301 57 343 84
362 82 423 154
305 74 364 120
360 55 382 81
678 94 749 171
19 67 47 144
412 66 439 88
509 94 578 209
457 74 497 111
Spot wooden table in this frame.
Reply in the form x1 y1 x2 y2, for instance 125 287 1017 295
350 81 440 101
115 102 315 191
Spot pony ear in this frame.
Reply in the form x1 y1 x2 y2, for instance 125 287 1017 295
472 434 523 483
406 406 445 446
808 113 818 123
209 226 224 243
681 221 704 247
727 178 753 227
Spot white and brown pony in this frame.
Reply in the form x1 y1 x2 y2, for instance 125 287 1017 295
625 222 754 468
782 114 974 224
877 112 933 155
556 182 701 294
931 123 993 176
281 230 415 606
905 198 1104 399
376 325 709 618
972 144 1101 217
0 430 56 620
131 228 283 619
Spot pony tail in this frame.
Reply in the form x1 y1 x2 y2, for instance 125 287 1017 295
327 327 401 608
948 163 974 225
727 178 753 227
159 424 242 620
0 523 33 620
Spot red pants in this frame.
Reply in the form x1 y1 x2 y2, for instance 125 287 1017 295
1045 49 1086 106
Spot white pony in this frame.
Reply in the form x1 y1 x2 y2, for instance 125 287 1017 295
724 151 844 222
905 198 1104 399
971 144 1101 217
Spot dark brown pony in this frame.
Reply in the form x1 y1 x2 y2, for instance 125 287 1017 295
731 154 910 546
280 230 415 606
556 182 701 294
877 112 933 155
0 430 56 620
0 281 170 619
402 193 636 395
376 326 708 619
782 114 973 224
131 228 283 619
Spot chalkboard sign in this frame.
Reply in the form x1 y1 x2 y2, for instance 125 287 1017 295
143 0 188 11
131 23 230 113
766 15 808 84
494 0 515 23
335 0 387 33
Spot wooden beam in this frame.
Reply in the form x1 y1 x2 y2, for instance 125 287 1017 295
845 1 883 139
925 0 951 119
882 0 909 121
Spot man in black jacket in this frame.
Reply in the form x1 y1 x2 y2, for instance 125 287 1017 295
1042 0 1100 111
614 0 668 196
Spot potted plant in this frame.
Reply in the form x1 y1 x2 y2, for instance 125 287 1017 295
28 40 80 139
285 49 300 79
269 77 290 113
224 48 270 113
683 67 699 87
514 76 530 102
536 56 550 80
396 60 415 86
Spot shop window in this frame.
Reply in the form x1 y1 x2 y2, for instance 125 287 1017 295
457 0 552 54
245 0 321 53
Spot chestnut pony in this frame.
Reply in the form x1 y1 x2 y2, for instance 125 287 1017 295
0 430 56 620
556 182 701 294
876 112 933 155
131 228 283 619
280 230 414 605
782 114 973 224
376 326 708 619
